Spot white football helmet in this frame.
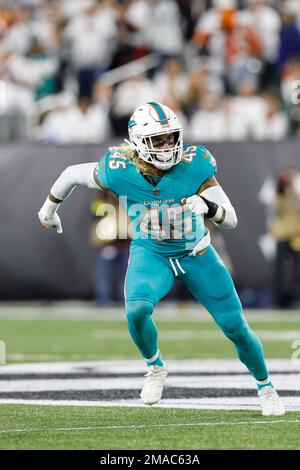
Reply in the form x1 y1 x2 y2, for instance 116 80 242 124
126 102 183 171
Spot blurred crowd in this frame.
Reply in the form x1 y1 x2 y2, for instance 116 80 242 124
0 0 300 143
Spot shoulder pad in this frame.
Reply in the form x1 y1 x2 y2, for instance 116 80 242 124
182 144 217 173
96 149 132 192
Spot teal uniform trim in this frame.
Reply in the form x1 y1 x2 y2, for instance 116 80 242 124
147 355 164 367
128 119 137 128
147 101 169 126
257 381 273 391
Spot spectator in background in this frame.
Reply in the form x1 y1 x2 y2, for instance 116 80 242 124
0 7 32 55
226 10 263 93
153 57 189 107
93 78 113 114
6 40 58 100
123 0 150 54
193 0 239 75
276 0 300 74
261 91 289 140
247 0 281 87
176 0 204 41
188 90 227 141
64 1 118 98
228 78 266 140
37 95 110 143
146 0 184 57
60 0 95 20
53 19 72 94
90 191 130 305
111 73 161 135
183 58 224 115
25 39 58 99
0 67 34 141
30 1 60 52
268 169 300 308
126 0 184 58
0 9 10 40
0 0 299 143
0 68 35 117
109 3 149 70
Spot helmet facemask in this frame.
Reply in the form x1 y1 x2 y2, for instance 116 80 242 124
129 129 183 171
126 102 183 171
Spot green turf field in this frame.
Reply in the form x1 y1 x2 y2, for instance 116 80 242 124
0 405 299 450
0 305 300 450
1 306 300 362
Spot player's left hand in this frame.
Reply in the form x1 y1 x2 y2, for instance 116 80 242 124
181 195 208 217
38 211 63 234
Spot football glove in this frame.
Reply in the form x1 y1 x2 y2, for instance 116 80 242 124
181 195 209 217
38 211 63 234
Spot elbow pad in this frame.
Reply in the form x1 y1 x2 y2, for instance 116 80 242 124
51 162 101 201
200 185 238 229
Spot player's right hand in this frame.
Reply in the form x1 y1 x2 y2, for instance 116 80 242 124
38 211 63 234
181 195 208 217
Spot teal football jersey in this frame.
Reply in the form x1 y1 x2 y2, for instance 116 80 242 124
95 145 217 258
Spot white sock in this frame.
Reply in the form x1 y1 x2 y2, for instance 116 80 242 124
256 377 273 391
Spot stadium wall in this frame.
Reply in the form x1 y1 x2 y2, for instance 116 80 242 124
0 141 299 300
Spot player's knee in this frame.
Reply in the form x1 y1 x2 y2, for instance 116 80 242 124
218 310 245 337
220 314 252 344
126 300 154 326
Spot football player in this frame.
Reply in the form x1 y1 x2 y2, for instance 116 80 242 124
38 102 285 416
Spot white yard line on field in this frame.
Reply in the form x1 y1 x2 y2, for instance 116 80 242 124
0 398 300 411
0 419 300 435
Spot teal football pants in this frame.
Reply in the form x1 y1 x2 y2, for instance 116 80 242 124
125 243 268 380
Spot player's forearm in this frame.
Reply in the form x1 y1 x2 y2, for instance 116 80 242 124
200 186 238 229
39 193 62 219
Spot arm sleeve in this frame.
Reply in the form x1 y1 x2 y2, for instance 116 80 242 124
51 162 101 201
200 185 238 229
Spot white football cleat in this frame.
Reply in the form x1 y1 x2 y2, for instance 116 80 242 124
140 364 168 406
258 386 285 416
